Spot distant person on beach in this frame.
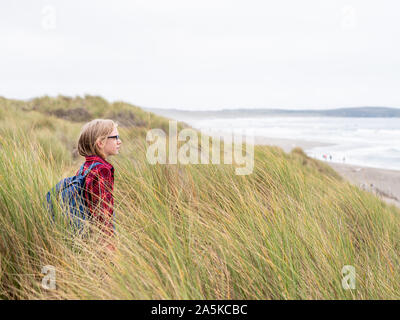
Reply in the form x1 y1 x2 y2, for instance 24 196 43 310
77 119 122 251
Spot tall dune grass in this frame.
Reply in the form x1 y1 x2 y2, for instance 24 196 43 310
0 96 399 299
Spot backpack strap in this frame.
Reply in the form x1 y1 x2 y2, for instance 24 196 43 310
78 164 85 176
82 162 103 178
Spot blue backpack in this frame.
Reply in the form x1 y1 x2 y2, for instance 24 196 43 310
46 162 102 234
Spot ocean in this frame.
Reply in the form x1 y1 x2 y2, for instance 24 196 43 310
175 116 400 171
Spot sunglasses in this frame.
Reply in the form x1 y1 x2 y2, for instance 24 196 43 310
107 135 121 140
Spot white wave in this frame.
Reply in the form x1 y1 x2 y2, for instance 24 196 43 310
182 116 400 171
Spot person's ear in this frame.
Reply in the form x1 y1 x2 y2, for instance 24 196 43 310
96 138 105 150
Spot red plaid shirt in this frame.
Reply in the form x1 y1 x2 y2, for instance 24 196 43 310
77 155 115 236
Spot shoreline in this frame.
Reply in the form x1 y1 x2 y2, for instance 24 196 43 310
252 135 400 208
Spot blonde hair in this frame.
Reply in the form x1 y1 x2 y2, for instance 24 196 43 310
78 119 118 159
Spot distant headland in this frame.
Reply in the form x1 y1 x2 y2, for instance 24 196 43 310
145 107 400 119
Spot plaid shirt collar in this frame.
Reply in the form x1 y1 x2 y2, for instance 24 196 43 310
85 155 114 172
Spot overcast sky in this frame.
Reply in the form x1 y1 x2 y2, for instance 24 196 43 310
1 0 399 110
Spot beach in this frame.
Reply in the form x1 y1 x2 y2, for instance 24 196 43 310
254 136 400 208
